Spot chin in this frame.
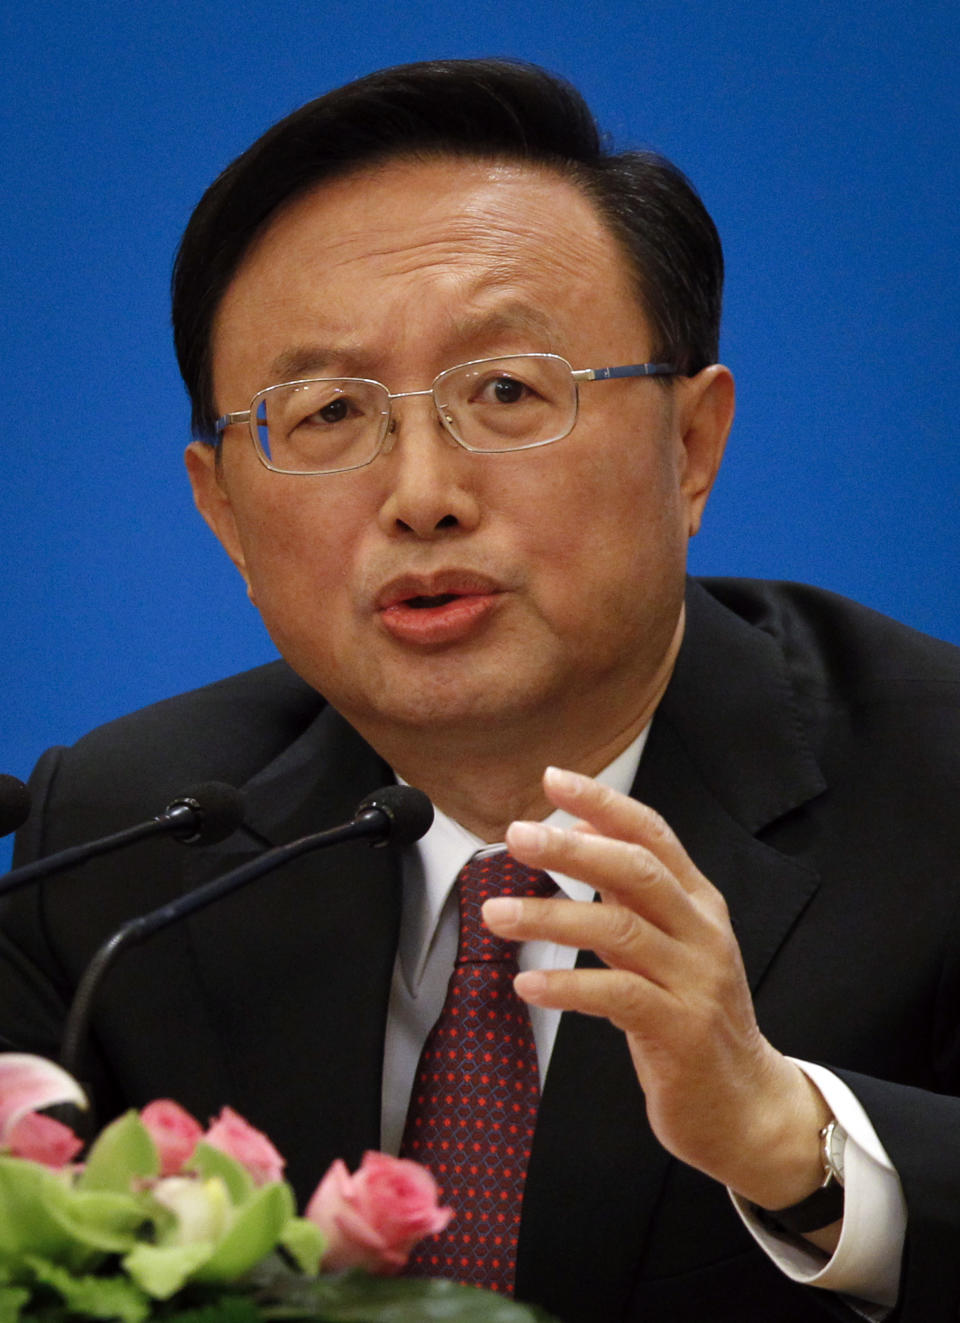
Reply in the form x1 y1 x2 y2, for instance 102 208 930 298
331 666 548 737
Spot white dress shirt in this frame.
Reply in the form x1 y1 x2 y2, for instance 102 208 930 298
380 733 906 1309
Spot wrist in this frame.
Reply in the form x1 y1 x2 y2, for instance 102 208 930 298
729 1057 834 1211
753 1119 846 1237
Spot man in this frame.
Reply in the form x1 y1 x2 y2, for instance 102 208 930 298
5 59 960 1322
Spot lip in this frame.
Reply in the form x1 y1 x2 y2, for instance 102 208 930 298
374 571 505 646
375 570 505 611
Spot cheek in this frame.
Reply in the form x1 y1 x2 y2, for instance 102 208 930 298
227 481 365 613
521 436 687 636
537 434 681 563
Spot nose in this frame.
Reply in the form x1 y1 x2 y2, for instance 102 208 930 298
376 395 481 539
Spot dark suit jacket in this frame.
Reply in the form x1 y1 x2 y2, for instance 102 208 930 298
4 579 960 1322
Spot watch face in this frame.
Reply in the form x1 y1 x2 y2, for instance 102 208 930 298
825 1121 846 1184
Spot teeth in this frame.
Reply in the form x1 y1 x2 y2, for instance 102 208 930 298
408 594 458 608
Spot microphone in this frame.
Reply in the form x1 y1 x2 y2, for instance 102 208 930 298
0 775 31 837
0 783 245 898
356 784 435 847
59 785 433 1079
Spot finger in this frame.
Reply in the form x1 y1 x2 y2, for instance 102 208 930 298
482 892 681 983
511 965 676 1035
503 819 702 939
542 766 710 897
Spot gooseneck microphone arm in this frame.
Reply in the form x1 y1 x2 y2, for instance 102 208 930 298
0 783 244 898
59 785 433 1081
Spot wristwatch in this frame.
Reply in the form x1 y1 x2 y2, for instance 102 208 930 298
755 1119 846 1236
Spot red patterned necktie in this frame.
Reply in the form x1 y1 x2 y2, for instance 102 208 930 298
400 851 557 1294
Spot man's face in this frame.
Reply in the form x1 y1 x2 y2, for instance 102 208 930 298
188 158 730 757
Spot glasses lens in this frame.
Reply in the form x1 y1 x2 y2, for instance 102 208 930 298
254 379 389 473
436 355 576 451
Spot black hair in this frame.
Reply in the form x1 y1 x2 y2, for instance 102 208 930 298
172 58 723 439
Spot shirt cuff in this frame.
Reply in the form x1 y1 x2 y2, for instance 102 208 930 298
730 1059 906 1311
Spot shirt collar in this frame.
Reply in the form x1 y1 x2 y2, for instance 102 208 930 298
398 728 650 990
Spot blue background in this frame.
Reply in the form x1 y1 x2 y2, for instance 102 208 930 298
2 2 958 866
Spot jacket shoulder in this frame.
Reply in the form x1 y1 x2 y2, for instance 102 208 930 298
694 577 960 697
66 659 323 772
18 662 327 854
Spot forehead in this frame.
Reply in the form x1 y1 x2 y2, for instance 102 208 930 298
212 157 649 387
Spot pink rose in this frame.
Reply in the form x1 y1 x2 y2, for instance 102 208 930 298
5 1111 84 1167
203 1106 285 1186
141 1100 205 1176
306 1151 452 1274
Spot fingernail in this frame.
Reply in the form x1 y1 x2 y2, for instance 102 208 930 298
507 820 549 851
544 765 584 793
483 897 521 928
514 970 548 1001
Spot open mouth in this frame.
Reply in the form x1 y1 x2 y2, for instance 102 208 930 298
376 584 501 644
406 594 460 609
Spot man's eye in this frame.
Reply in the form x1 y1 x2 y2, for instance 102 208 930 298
302 396 357 426
480 375 531 405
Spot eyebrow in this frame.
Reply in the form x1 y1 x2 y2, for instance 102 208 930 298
264 304 563 387
266 346 354 382
448 303 560 347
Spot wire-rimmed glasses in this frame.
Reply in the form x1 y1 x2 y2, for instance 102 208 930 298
212 352 678 476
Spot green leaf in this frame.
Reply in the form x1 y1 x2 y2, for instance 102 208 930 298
0 1285 30 1323
123 1241 216 1299
23 1255 151 1323
188 1144 255 1206
44 1185 147 1253
0 1158 84 1268
261 1271 560 1322
193 1185 294 1285
79 1112 159 1193
276 1218 324 1277
162 1293 264 1323
0 1157 152 1281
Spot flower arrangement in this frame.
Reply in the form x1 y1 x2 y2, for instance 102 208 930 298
0 1056 555 1322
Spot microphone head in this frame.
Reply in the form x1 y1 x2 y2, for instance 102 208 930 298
164 782 245 845
355 785 434 847
0 774 31 837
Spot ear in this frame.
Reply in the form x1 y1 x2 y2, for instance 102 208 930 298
674 364 735 537
184 441 253 594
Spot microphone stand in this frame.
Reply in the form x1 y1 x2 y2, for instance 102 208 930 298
0 785 242 897
59 808 395 1080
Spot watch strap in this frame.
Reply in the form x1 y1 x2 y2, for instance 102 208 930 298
752 1120 846 1235
755 1177 844 1235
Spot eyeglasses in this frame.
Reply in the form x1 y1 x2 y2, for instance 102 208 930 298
211 352 678 476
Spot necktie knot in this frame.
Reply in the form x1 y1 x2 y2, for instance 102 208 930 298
456 852 556 966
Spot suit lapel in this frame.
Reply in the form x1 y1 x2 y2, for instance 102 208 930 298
175 704 402 1201
632 581 825 992
517 581 826 1318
